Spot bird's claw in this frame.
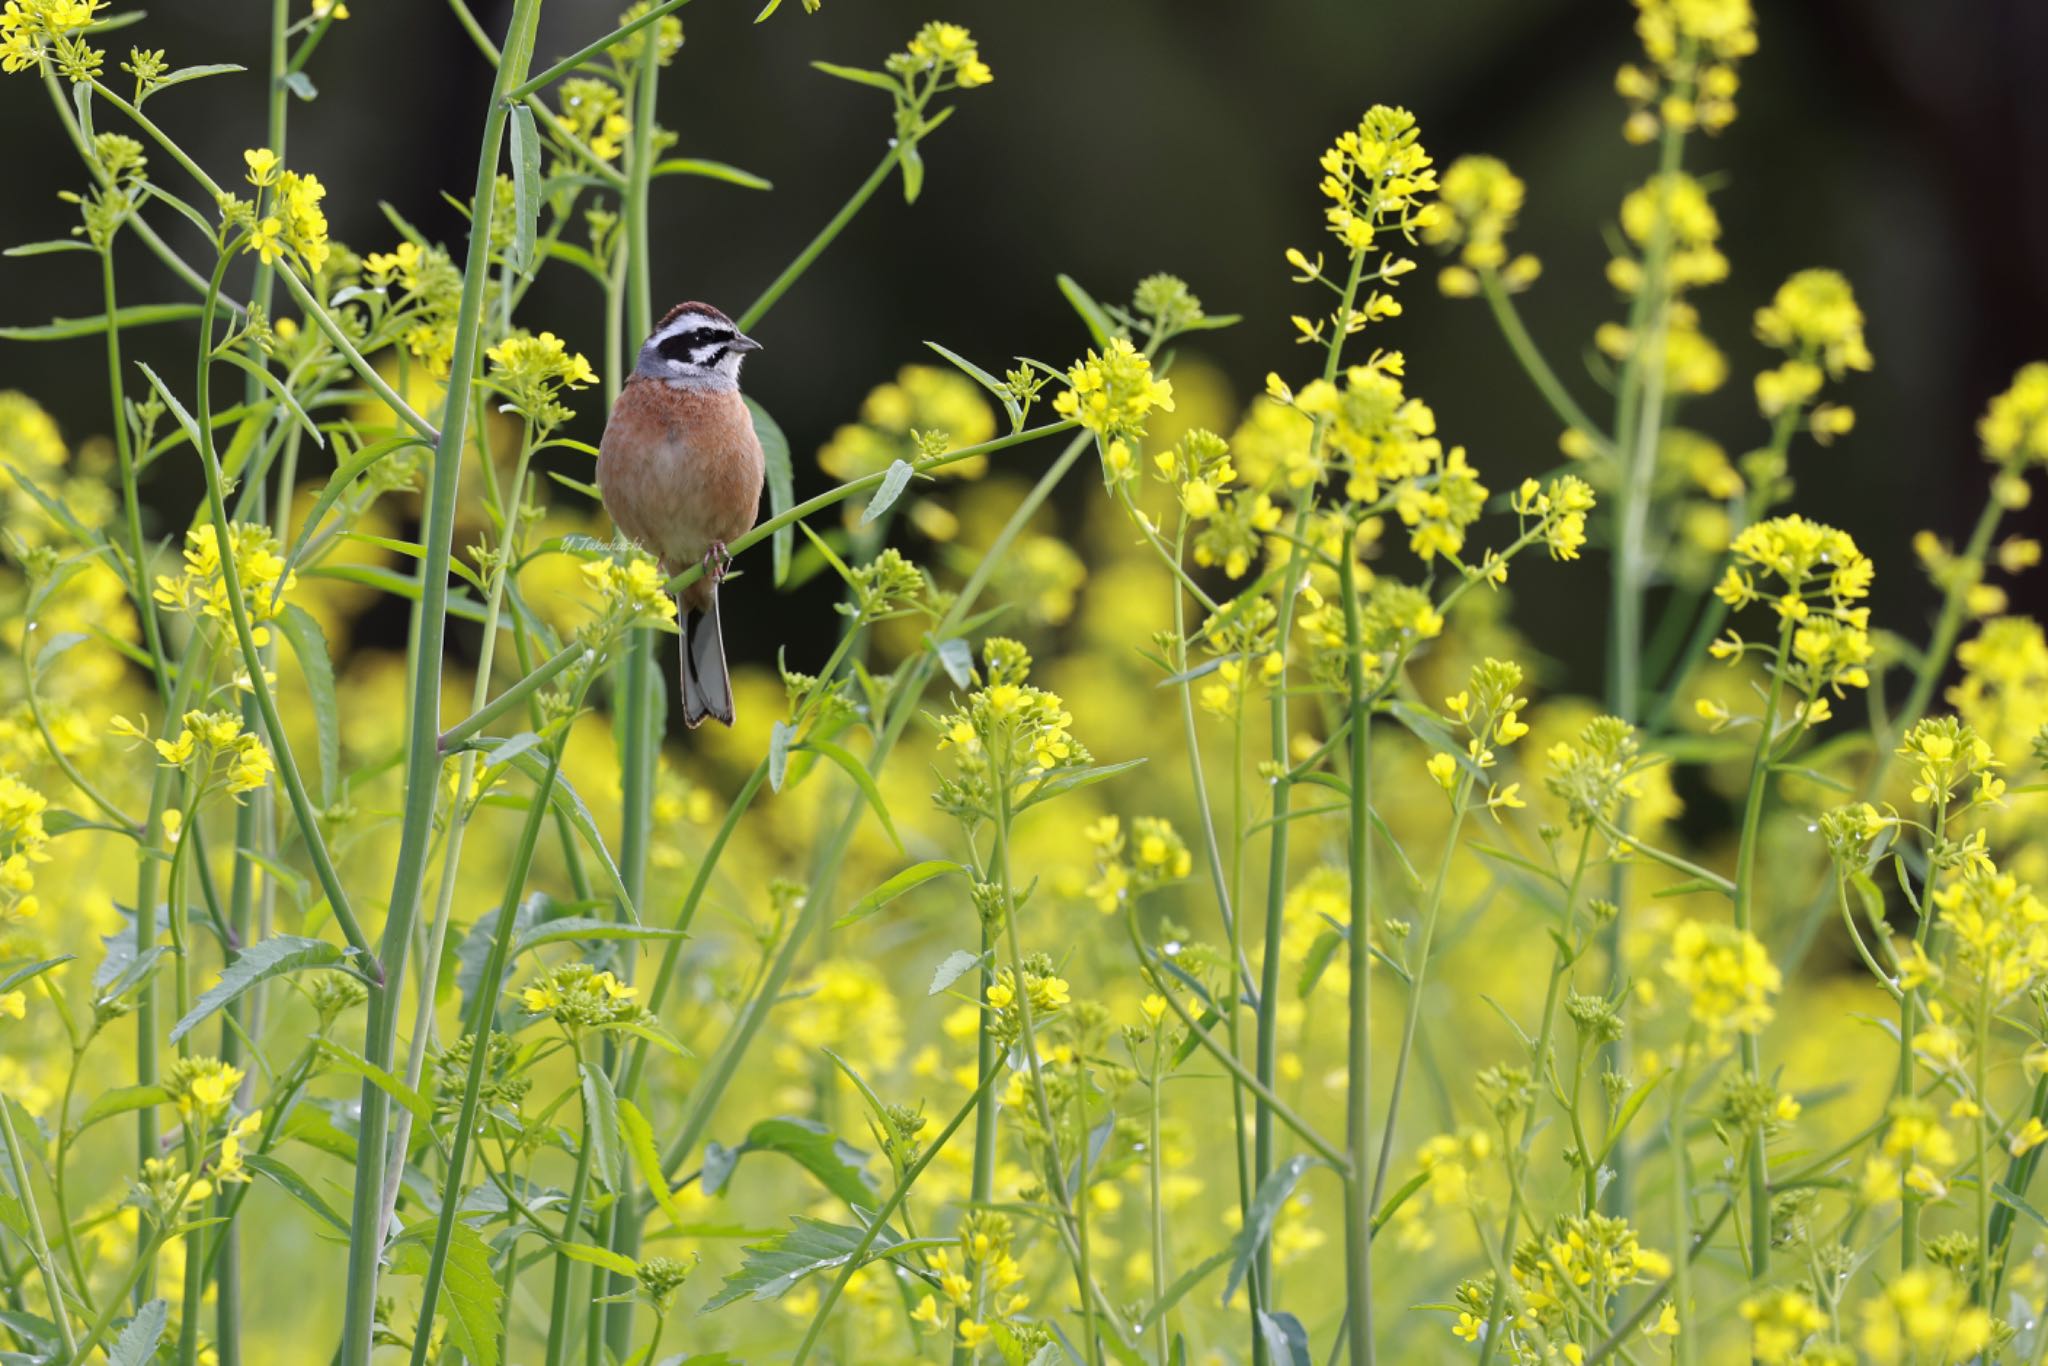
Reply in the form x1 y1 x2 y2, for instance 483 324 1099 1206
703 541 732 585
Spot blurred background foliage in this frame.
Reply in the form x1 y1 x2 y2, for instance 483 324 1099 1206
3 2 2047 1358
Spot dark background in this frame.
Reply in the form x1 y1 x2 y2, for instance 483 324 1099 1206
4 0 2045 690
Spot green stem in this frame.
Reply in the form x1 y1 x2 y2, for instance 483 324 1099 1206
736 147 901 333
1477 268 1609 452
0 1093 77 1356
340 3 544 1359
1338 522 1375 1366
508 0 691 100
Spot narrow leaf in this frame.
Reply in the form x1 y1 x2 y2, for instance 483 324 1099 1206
801 738 904 853
745 397 794 587
512 917 685 956
1224 1156 1324 1306
928 949 984 996
1055 274 1114 349
862 459 916 526
276 604 341 806
580 1062 624 1192
768 720 793 793
620 1098 688 1232
809 61 899 92
0 304 204 341
509 105 540 274
243 1152 349 1233
651 157 772 190
834 860 962 930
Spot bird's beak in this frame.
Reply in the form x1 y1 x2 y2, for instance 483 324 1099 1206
732 332 763 353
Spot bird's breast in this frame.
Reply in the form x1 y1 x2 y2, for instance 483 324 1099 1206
598 380 766 571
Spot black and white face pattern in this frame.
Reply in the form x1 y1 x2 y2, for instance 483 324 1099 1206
637 307 761 389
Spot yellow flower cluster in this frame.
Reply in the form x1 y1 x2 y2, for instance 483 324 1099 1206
1152 428 1236 523
581 548 678 625
818 364 995 484
1428 155 1541 297
1317 104 1439 252
1740 1287 1827 1365
558 78 630 162
1079 814 1191 914
1430 657 1531 819
114 708 276 797
1980 361 2048 473
1611 173 1727 294
1712 515 1875 705
1504 1213 1672 1348
1662 918 1780 1044
1856 1266 1991 1365
1753 269 1871 440
1053 337 1174 442
485 329 598 431
1931 861 2048 999
888 21 992 89
519 962 646 1030
154 521 299 638
1950 616 2048 761
241 147 333 274
934 640 1089 819
1510 475 1597 561
1895 716 2001 809
0 770 50 928
1616 0 1754 144
0 0 105 79
164 1055 244 1119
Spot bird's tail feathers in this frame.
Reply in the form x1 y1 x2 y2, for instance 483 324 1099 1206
679 587 735 729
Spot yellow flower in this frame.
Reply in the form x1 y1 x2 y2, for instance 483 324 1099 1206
1425 752 1458 793
1052 337 1174 441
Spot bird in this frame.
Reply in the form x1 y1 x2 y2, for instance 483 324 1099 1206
596 300 765 728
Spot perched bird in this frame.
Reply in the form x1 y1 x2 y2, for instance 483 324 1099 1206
597 301 765 727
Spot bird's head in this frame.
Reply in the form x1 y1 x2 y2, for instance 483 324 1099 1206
635 301 761 390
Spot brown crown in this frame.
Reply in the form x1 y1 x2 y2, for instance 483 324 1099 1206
656 300 734 330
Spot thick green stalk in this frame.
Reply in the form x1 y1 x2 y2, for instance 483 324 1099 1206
407 742 570 1366
736 148 900 334
339 3 544 1359
1338 523 1375 1366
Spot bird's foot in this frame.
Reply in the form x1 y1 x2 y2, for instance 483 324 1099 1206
703 541 732 585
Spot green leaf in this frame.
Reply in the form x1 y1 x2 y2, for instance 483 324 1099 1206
701 1117 875 1208
284 70 316 101
932 635 974 689
0 954 72 994
512 917 684 957
768 720 793 793
554 1239 638 1276
580 1061 624 1192
800 738 904 853
276 604 341 807
390 1222 503 1366
703 1216 909 1311
214 349 323 450
0 303 204 341
5 238 93 256
1297 929 1342 999
899 140 924 204
651 157 772 190
834 860 962 930
316 1039 434 1124
620 1097 688 1232
1598 1073 1668 1165
808 61 899 93
110 1298 167 1366
1055 274 1114 349
924 341 1020 425
499 750 637 919
1993 1181 2048 1231
153 62 246 94
928 949 984 996
862 459 916 526
242 1152 350 1233
1225 1155 1324 1306
745 397 794 587
509 104 540 275
597 1014 691 1058
280 435 428 583
171 934 348 1043
1014 758 1147 813
76 1084 168 1134
1257 1310 1311 1366
1138 1243 1236 1330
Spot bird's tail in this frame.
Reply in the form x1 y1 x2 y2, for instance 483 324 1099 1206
678 587 735 729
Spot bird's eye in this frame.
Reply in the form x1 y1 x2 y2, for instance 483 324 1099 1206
656 326 735 367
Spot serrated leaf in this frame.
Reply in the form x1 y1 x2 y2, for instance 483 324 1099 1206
109 1298 167 1366
390 1222 502 1366
509 104 539 274
703 1216 907 1311
76 1084 167 1134
927 949 984 996
580 1062 624 1192
620 1097 688 1232
862 459 916 526
699 1117 874 1208
1224 1156 1324 1306
171 935 347 1043
276 604 340 807
834 860 962 930
745 397 794 587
